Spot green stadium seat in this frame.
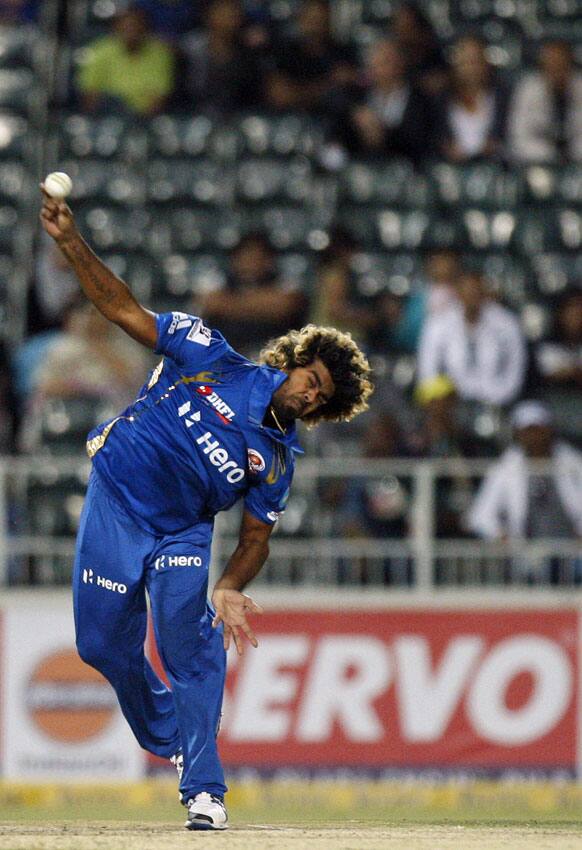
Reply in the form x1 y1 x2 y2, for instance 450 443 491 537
148 158 230 205
59 114 148 161
515 209 582 254
0 161 32 203
341 161 435 208
149 115 218 158
0 24 40 69
530 252 582 295
0 114 30 158
237 114 324 157
0 68 36 114
431 163 522 207
340 206 461 250
460 208 517 250
467 253 529 306
236 157 313 204
75 203 150 251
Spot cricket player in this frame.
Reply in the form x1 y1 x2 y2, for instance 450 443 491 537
40 187 373 830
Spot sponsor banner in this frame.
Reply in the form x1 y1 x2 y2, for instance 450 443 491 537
150 609 578 770
1 603 144 781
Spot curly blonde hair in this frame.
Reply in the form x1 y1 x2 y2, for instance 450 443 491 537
259 325 374 426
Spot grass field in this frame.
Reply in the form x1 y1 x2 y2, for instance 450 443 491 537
2 780 582 850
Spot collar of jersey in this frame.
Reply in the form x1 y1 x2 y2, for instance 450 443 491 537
247 366 304 455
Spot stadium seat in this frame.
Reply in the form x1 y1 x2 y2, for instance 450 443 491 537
0 68 36 114
148 158 231 205
340 206 462 250
470 253 529 306
35 396 116 455
0 114 31 159
149 115 219 158
74 203 150 251
341 161 435 208
237 114 324 157
0 162 33 204
460 208 517 250
59 113 148 161
530 252 582 295
235 157 313 205
431 163 522 207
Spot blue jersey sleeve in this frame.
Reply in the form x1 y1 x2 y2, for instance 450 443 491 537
244 469 293 526
155 312 228 371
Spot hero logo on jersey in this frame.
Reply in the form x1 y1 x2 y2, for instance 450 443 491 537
196 385 235 424
248 449 266 474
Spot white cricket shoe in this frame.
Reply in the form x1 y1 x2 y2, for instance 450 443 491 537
185 792 228 831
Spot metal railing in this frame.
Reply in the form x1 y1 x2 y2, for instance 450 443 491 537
1 454 580 591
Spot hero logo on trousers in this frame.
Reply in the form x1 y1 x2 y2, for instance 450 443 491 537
82 568 127 594
154 555 203 570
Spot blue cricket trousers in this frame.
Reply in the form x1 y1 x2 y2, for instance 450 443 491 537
73 471 227 799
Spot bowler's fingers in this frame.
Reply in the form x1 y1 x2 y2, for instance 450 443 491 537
239 619 258 648
243 597 264 614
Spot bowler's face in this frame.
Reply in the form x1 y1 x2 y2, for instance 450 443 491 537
272 357 335 421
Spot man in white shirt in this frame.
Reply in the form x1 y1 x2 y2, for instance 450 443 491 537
417 271 526 406
508 40 582 163
467 401 582 583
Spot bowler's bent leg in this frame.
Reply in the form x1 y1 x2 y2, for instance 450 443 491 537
73 473 181 758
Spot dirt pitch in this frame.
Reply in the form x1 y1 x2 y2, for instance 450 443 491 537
1 822 582 850
2 780 582 850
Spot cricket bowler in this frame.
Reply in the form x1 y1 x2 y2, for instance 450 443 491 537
40 185 373 830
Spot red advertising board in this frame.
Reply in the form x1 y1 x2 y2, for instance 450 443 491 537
149 609 578 770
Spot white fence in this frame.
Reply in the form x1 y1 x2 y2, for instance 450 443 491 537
0 455 580 590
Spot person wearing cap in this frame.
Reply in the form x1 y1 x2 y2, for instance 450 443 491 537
468 401 582 581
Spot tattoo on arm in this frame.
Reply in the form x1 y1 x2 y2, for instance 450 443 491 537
60 236 130 312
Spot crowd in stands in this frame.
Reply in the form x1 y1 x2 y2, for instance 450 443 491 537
0 0 581 583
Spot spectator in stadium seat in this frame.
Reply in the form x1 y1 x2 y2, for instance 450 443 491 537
197 232 307 356
508 40 582 163
391 2 448 95
76 6 175 116
31 302 149 408
265 0 358 114
333 38 436 164
416 375 492 539
437 35 508 162
468 401 582 582
182 0 264 113
331 412 412 585
367 250 462 356
417 270 526 406
311 227 377 343
421 249 461 317
535 291 582 390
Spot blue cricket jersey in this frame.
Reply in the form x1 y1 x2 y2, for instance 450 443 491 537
86 312 301 535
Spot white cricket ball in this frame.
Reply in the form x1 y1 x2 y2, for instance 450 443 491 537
44 171 73 200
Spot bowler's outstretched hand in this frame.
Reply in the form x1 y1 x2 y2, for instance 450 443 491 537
211 588 263 655
39 184 77 244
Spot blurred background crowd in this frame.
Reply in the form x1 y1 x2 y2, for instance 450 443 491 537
0 0 580 586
